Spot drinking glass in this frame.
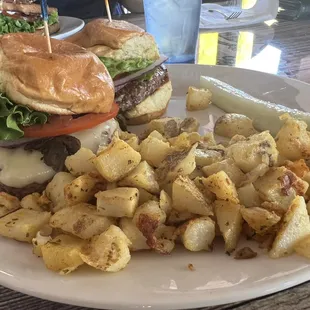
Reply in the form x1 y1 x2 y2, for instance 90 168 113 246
143 0 202 63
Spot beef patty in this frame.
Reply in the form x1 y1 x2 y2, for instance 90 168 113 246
115 65 170 113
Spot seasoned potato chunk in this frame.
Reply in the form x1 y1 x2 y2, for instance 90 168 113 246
195 147 225 167
0 209 51 242
80 225 131 272
294 235 310 259
159 190 172 216
169 132 201 150
138 188 158 205
94 139 141 182
65 148 96 177
156 143 197 185
32 226 53 257
180 117 200 133
240 207 281 235
119 218 149 251
188 167 204 180
214 114 257 138
147 117 181 138
237 183 261 208
202 159 245 187
215 200 243 253
45 172 75 211
276 114 310 160
284 159 310 179
201 132 217 146
119 161 160 194
41 234 85 274
269 196 310 258
0 192 20 217
254 167 309 212
139 136 171 167
96 187 139 218
64 174 104 206
21 193 51 212
148 130 167 141
227 131 278 173
193 177 216 203
229 135 246 145
120 131 140 151
178 217 215 251
172 176 213 216
241 163 269 185
133 201 166 247
186 86 212 111
167 210 195 225
50 203 114 240
153 225 177 254
203 171 239 204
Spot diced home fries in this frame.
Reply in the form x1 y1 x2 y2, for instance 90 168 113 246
2 110 310 275
186 86 212 111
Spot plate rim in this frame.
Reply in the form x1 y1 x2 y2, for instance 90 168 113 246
1 264 310 310
51 16 85 40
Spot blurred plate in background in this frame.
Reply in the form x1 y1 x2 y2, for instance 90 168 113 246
51 16 85 40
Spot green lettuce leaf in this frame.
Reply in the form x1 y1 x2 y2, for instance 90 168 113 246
99 57 153 79
0 93 49 141
0 11 59 35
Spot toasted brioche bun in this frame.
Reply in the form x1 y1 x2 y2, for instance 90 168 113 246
124 81 172 125
0 33 114 115
67 19 160 61
35 22 60 35
1 3 57 15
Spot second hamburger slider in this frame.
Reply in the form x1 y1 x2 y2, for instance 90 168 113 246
68 19 172 125
0 0 59 35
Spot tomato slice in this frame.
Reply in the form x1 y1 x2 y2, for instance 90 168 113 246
23 102 119 138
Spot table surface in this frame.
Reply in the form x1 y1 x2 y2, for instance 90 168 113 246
3 5 310 310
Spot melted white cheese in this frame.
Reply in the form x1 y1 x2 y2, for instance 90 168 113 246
0 148 55 188
73 119 118 153
0 120 118 188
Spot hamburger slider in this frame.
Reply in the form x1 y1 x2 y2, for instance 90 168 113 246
68 19 173 125
0 33 118 198
0 0 59 35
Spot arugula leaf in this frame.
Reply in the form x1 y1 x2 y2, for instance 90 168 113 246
0 93 49 141
0 11 59 35
99 57 153 78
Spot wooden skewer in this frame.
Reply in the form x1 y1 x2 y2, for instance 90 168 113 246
40 0 52 53
43 20 52 53
105 0 112 22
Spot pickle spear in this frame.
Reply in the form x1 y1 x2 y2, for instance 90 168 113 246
200 76 310 136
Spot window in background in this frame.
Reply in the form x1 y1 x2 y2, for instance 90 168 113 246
197 33 219 65
242 0 258 9
235 32 254 66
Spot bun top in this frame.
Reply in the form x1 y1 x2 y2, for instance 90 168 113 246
0 33 115 115
68 19 145 49
1 2 57 14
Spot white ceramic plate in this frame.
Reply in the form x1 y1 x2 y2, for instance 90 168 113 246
51 16 84 40
1 65 310 310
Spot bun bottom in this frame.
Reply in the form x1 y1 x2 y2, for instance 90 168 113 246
126 106 168 125
124 81 172 125
36 22 60 35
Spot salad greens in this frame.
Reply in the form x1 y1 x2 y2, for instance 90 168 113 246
0 93 48 141
0 11 58 35
99 57 153 79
